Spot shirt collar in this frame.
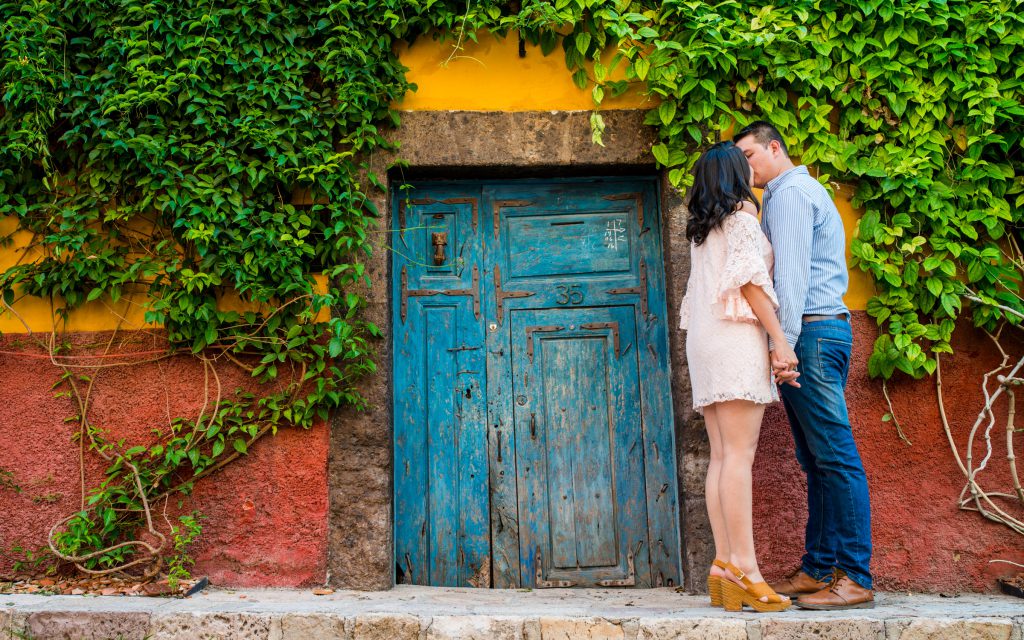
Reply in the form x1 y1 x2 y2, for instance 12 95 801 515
764 165 808 198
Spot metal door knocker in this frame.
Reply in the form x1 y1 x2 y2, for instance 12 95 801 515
432 232 448 266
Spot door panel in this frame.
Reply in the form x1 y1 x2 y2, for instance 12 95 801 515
505 212 633 279
511 306 651 587
394 194 489 587
394 179 680 589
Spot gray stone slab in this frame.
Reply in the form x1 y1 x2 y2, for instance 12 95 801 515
0 588 1021 640
2 611 28 640
26 611 152 640
425 615 526 640
0 609 13 640
149 612 274 640
885 618 1015 640
636 617 748 639
351 613 421 640
271 612 349 640
760 616 884 640
538 616 628 640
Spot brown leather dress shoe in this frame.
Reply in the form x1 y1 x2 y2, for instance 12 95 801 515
796 570 875 610
768 570 828 596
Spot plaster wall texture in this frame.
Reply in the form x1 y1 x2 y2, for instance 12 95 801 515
0 333 328 588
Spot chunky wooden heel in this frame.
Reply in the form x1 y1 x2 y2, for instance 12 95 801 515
721 561 792 613
708 575 723 606
721 579 744 611
708 558 729 607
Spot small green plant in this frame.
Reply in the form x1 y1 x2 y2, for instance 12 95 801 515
0 545 56 578
30 492 62 505
0 469 19 494
166 512 203 591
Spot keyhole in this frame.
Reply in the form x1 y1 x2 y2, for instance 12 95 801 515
465 387 472 399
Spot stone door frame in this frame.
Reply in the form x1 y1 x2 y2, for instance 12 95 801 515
327 110 708 591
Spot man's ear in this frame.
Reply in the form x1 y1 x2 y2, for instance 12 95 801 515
768 140 782 156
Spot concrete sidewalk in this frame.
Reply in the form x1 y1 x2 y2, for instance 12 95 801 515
2 585 1022 639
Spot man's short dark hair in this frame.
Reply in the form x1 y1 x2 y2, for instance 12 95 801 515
734 120 788 156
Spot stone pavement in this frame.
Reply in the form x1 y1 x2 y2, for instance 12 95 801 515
2 585 1022 639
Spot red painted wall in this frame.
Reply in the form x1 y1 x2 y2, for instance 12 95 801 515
0 332 327 587
754 312 1024 591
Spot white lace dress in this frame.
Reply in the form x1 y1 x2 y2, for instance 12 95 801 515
679 211 779 414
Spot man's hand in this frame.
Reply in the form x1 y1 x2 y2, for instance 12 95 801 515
771 347 801 388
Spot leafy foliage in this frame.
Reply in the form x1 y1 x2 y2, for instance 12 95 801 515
1 0 1022 570
0 469 19 494
166 512 202 590
0 0 427 571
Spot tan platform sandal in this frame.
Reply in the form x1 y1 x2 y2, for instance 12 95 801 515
721 561 792 612
708 558 729 607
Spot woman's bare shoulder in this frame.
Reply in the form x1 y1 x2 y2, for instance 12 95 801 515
736 200 759 217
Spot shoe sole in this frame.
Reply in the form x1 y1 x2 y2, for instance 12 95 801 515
774 590 817 598
795 600 875 610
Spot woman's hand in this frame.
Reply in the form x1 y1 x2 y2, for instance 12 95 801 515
771 344 801 387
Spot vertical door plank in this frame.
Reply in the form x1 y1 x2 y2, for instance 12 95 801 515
394 303 428 584
456 303 490 587
633 183 683 587
510 311 549 587
607 312 654 586
482 186 523 589
539 336 581 570
425 306 459 585
544 336 616 568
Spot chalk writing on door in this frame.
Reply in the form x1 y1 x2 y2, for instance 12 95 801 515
604 219 626 250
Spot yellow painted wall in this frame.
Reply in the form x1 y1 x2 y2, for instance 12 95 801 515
0 32 872 334
834 184 876 309
395 32 653 111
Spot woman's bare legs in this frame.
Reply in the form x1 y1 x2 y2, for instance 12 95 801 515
703 405 731 584
714 398 782 602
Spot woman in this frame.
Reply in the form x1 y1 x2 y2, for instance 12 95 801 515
678 141 797 612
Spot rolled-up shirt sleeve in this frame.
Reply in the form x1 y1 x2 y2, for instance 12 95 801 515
765 187 814 349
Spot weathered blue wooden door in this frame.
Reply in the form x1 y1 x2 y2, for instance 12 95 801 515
394 179 680 588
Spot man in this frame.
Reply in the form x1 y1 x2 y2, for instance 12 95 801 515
734 121 874 610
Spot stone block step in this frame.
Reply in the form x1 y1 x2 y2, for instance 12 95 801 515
2 586 1022 639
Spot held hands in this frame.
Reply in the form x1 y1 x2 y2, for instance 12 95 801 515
771 345 801 388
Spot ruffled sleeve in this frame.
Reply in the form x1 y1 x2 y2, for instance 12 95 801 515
712 214 778 323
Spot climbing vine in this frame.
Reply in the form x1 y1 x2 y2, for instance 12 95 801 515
1 0 1022 575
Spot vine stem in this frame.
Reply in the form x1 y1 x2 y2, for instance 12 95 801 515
442 0 473 67
965 294 1024 322
1000 383 1024 505
880 379 912 445
1 296 32 336
936 353 1024 536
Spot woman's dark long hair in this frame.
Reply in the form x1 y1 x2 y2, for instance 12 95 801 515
685 141 760 245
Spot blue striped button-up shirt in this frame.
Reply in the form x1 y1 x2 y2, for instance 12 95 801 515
760 166 849 348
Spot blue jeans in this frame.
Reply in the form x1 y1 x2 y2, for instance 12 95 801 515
779 318 873 589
